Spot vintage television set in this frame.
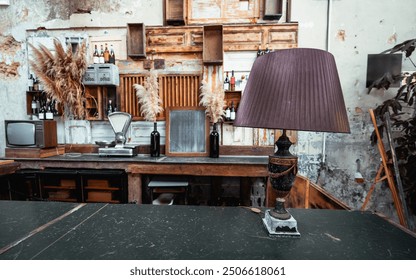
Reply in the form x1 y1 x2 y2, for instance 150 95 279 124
5 120 57 148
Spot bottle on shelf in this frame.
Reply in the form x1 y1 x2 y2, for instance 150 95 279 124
38 100 45 120
45 102 54 120
31 95 37 120
28 74 34 91
225 103 231 121
104 43 110 63
230 101 236 121
224 71 230 91
230 70 236 91
109 44 116 64
209 123 220 158
93 44 100 64
33 76 39 91
99 45 105 64
107 99 114 116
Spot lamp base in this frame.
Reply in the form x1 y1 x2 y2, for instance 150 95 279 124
262 209 300 237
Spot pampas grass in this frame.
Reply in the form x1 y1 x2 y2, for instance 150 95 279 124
29 38 87 119
133 70 163 122
199 80 225 123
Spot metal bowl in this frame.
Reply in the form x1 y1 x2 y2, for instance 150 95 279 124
95 140 116 148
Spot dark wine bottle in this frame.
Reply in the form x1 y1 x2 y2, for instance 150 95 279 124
209 123 220 158
150 122 160 157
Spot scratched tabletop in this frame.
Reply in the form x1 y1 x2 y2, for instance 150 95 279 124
0 201 415 260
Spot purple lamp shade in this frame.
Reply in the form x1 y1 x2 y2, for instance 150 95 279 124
234 48 350 133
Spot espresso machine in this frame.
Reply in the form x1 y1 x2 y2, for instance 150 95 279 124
98 112 138 157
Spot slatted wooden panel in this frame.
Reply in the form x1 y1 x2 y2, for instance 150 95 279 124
118 74 201 120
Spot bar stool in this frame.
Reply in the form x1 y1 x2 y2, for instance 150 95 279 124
148 176 189 205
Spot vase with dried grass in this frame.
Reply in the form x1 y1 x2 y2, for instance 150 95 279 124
199 80 226 158
29 38 88 120
133 70 163 157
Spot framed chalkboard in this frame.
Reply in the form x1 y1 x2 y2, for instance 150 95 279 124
166 106 209 156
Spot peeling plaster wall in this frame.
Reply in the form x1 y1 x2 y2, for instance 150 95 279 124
292 0 416 223
1 0 416 222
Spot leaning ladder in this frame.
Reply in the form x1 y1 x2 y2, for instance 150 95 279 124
361 109 412 229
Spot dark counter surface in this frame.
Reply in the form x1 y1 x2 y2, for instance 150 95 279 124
3 154 269 165
1 201 415 260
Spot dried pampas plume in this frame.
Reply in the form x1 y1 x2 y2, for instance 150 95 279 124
199 80 225 123
29 38 88 119
133 70 163 122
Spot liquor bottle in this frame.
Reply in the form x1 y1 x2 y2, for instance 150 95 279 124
225 103 231 121
230 70 236 91
150 122 160 157
107 99 114 116
104 43 110 63
31 95 37 119
109 44 116 64
38 101 45 120
93 44 100 64
224 71 230 91
45 103 54 120
33 76 39 91
28 74 34 91
99 45 105 64
209 123 220 158
230 101 236 121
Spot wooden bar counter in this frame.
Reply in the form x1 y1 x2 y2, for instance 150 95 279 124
4 154 269 204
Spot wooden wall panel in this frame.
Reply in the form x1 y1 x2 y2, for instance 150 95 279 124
118 73 201 120
145 23 298 55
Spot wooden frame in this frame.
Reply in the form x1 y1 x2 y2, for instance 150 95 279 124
165 106 209 156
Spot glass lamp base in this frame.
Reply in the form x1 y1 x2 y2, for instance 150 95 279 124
262 209 300 237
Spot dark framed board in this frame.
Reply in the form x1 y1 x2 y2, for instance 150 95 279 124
166 106 209 156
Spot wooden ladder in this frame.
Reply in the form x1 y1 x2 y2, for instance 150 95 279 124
361 109 411 229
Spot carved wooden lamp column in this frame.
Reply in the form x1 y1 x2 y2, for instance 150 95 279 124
234 48 350 237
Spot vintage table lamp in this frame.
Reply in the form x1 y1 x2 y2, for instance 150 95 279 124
234 48 350 236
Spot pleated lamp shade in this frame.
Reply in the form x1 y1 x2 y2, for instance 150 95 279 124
234 48 350 133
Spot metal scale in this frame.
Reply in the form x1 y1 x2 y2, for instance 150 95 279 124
98 112 138 157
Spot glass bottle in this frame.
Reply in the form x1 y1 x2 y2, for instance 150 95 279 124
230 101 236 121
93 45 99 64
224 71 230 91
230 70 236 91
104 43 110 63
225 103 231 121
99 45 105 64
150 122 160 157
109 44 116 64
210 123 220 158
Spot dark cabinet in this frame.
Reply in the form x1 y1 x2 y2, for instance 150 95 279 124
6 169 127 203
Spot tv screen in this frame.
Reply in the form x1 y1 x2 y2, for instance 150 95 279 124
6 122 36 146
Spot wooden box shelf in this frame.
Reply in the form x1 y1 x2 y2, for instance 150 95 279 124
203 25 223 64
224 90 241 108
127 23 146 58
166 0 185 26
264 0 283 20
